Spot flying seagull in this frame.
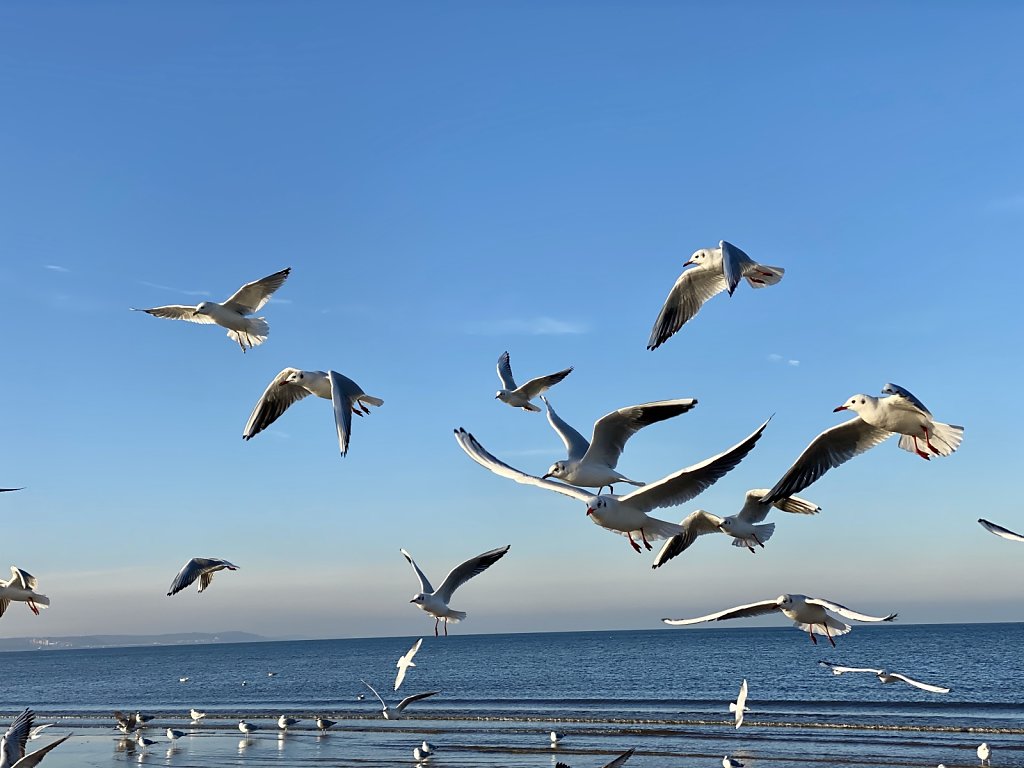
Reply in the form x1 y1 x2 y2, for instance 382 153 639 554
132 267 291 352
540 395 698 493
243 368 383 457
730 679 749 729
0 709 70 768
818 661 950 693
166 558 239 596
402 545 510 636
652 489 820 567
663 594 897 647
761 383 963 505
0 567 50 619
494 351 572 411
978 518 1024 543
454 419 769 553
555 748 636 768
647 241 784 350
394 638 423 691
360 680 439 720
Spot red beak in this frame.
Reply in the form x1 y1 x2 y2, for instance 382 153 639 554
833 406 848 412
586 508 594 516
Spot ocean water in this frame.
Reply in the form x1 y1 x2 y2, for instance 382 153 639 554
2 623 1021 767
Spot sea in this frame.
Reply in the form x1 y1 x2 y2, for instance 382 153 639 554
2 623 1021 767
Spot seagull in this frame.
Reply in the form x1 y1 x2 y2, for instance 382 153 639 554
540 395 698 493
494 351 573 411
360 680 439 720
0 709 70 768
242 368 383 456
114 712 137 735
413 745 430 762
132 267 291 352
818 661 950 693
267 672 278 677
550 731 563 747
455 419 769 553
978 518 1024 543
402 545 510 636
761 384 963 504
167 557 239 596
729 679 749 728
652 489 820 567
238 720 257 736
277 716 299 730
419 741 435 756
723 757 744 768
0 489 22 493
663 594 897 647
165 729 185 741
394 638 423 691
977 742 991 765
134 732 156 749
647 240 784 350
356 694 365 701
178 677 190 683
134 712 155 727
315 717 336 732
189 710 205 722
555 749 635 768
0 567 50 618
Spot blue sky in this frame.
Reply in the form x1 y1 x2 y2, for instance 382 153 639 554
1 2 1022 639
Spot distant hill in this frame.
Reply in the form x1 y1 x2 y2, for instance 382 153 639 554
0 631 270 652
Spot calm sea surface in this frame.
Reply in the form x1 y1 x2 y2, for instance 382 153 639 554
2 623 1021 767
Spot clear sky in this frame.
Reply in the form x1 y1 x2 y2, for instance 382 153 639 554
1 2 1022 640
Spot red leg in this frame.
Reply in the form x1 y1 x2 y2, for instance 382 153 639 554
626 532 641 553
924 426 939 454
640 529 653 551
28 601 39 616
912 436 930 460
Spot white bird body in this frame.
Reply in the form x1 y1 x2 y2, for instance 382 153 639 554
277 716 298 730
977 742 990 764
647 241 784 350
165 729 184 741
819 662 950 693
0 567 50 618
360 680 439 721
541 396 698 493
723 756 744 768
132 268 291 352
189 710 205 722
550 730 563 746
166 557 239 596
394 638 423 691
653 490 820 567
243 368 382 457
402 546 510 636
238 720 257 735
0 710 70 768
315 717 336 731
455 419 769 553
729 679 749 728
494 352 572 411
134 732 156 748
664 593 896 647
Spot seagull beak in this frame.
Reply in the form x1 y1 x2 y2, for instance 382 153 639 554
833 405 848 412
683 258 695 267
409 599 416 603
541 473 552 479
586 508 594 516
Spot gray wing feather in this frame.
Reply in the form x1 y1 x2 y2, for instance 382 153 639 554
889 673 950 693
663 598 782 625
805 597 897 623
881 383 931 415
400 550 434 594
0 599 9 619
760 418 892 505
395 690 440 712
11 567 37 590
541 397 590 460
738 489 820 523
516 367 573 400
1 709 32 766
720 240 753 296
359 680 387 708
131 305 215 324
436 545 510 603
496 352 517 390
620 418 769 513
651 510 724 568
978 518 1024 542
647 267 728 350
602 748 636 768
587 399 698 469
819 661 881 675
167 558 234 596
11 734 71 768
329 371 358 457
222 268 291 315
242 369 311 440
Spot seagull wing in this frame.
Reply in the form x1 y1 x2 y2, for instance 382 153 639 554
978 518 1024 542
13 735 72 768
198 571 215 593
663 598 783 625
130 305 215 324
453 428 593 502
400 550 434 594
394 690 440 713
620 419 770 513
735 679 748 726
394 638 422 691
881 383 931 415
601 748 636 768
359 680 387 708
242 369 311 440
651 510 724 568
167 558 204 596
0 489 23 493
806 597 897 623
435 545 511 604
738 489 821 523
586 398 698 469
1 709 32 767
889 673 950 693
10 567 37 590
720 240 753 296
0 599 8 619
759 417 892 505
647 266 728 350
818 661 881 675
328 371 359 457
221 268 291 315
541 397 590 461
496 351 517 390
515 367 573 401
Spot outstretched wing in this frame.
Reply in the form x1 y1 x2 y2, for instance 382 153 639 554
400 550 434 594
242 369 311 441
663 598 782 625
130 305 214 323
587 398 698 469
759 418 892 505
394 690 440 713
453 428 592 503
516 367 573 401
359 679 387 708
738 489 820 523
889 673 950 694
819 661 881 675
541 396 590 461
10 567 38 590
329 371 360 457
602 748 636 768
734 679 748 728
806 597 897 623
881 383 931 415
978 518 1024 542
1 709 32 766
222 268 291 315
621 419 770 513
436 545 511 604
647 267 728 350
651 510 725 568
167 558 203 596
11 733 71 768
496 351 517 390
394 638 422 691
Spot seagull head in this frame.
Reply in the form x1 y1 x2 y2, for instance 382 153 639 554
585 496 611 517
410 593 426 604
284 370 305 385
718 518 733 533
542 462 566 480
777 594 793 606
685 248 713 268
195 301 211 315
834 394 871 413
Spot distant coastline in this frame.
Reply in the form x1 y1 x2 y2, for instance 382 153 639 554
0 631 271 652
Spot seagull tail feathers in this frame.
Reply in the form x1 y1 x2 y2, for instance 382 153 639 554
445 610 467 622
794 616 851 636
359 395 384 408
729 523 775 549
744 264 784 288
227 317 270 350
897 421 963 458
